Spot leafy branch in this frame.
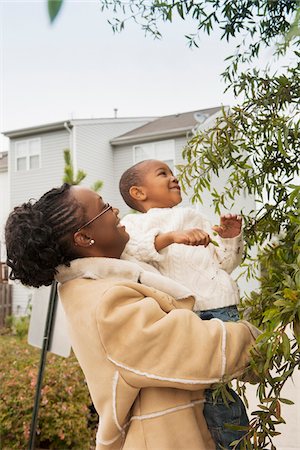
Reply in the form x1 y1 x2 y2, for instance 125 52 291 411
177 61 300 447
63 149 86 186
62 149 103 192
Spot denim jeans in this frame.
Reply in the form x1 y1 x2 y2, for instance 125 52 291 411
198 305 240 322
196 306 249 449
204 387 249 450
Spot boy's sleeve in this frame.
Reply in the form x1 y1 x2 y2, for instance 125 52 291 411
121 214 164 263
97 285 258 390
184 209 244 274
214 233 244 273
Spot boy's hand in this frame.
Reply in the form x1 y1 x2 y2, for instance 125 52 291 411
172 228 211 247
212 214 242 238
155 229 211 251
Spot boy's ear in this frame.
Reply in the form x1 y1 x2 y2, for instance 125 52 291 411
129 186 147 201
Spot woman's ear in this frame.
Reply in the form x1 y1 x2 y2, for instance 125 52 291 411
73 231 93 248
129 186 147 201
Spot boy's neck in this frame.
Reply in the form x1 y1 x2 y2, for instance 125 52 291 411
143 203 174 212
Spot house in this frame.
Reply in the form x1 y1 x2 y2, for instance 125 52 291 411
2 116 155 314
2 107 256 314
2 109 299 450
0 151 9 262
4 116 155 217
111 107 221 213
0 151 11 325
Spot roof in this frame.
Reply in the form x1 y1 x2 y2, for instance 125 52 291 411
111 107 221 146
3 117 156 139
0 152 8 172
3 121 72 139
2 108 222 143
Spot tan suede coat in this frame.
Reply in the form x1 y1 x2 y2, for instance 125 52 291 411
57 258 257 450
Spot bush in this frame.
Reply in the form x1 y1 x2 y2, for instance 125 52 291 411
0 335 97 449
5 314 30 339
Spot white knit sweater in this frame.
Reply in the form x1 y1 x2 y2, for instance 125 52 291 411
121 207 243 311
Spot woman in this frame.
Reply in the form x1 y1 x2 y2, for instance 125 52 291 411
5 183 258 450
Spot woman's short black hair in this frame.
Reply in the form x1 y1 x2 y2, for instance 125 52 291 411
5 183 86 288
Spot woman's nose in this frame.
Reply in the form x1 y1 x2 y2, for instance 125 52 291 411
113 207 119 215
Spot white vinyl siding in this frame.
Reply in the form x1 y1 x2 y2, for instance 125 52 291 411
10 130 69 315
15 138 41 171
75 120 151 206
0 171 9 261
133 140 175 172
10 130 69 209
114 138 183 216
113 144 134 216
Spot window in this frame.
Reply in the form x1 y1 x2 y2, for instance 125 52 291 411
15 138 41 171
133 140 175 172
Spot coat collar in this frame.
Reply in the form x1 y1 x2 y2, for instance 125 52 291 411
55 257 194 302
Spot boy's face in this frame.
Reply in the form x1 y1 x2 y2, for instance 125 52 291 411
138 160 182 209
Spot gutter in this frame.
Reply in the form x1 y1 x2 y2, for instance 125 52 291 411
110 126 192 146
64 122 77 174
3 121 71 139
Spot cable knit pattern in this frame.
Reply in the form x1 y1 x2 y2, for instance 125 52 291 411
121 207 243 311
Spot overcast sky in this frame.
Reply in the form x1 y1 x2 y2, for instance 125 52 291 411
0 0 295 151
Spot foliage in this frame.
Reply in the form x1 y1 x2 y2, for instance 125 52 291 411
177 56 300 446
91 179 104 193
0 335 97 449
5 314 30 339
48 1 299 69
180 61 300 253
233 218 300 449
282 5 300 50
47 1 300 447
63 149 103 192
99 1 299 81
48 0 64 23
5 301 31 339
63 149 87 186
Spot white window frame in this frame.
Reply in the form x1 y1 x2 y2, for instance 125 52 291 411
132 139 175 170
15 138 41 171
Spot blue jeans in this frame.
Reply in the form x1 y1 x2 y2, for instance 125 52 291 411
198 305 240 322
204 387 249 450
196 306 249 449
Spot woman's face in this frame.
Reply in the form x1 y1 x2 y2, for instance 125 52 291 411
71 186 129 258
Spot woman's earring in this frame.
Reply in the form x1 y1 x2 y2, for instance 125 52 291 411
89 239 95 246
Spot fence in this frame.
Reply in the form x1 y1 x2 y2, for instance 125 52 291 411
0 263 12 327
0 262 8 283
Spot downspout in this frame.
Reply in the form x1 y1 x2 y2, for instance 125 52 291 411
64 121 77 174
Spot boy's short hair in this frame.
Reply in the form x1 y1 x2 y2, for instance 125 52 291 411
119 160 150 211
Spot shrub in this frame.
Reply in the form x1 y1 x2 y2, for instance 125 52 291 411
5 314 30 339
0 335 97 449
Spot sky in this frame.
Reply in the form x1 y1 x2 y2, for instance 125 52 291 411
0 0 295 151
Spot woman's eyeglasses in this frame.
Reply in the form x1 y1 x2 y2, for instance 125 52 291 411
76 203 113 232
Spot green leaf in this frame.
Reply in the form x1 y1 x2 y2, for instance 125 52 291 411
281 333 291 360
91 180 103 192
48 0 64 23
293 318 300 340
279 398 294 405
277 131 288 157
176 3 185 19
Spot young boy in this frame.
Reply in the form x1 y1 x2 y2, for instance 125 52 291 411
119 159 248 449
